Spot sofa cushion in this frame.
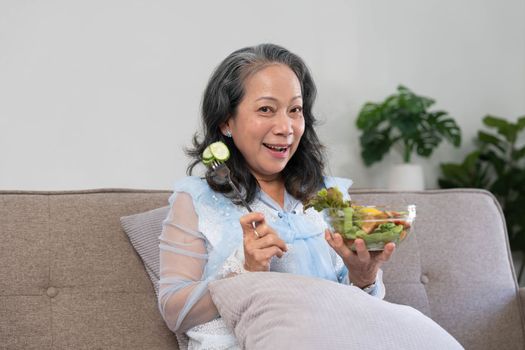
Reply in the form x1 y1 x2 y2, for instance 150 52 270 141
209 272 464 349
120 206 169 296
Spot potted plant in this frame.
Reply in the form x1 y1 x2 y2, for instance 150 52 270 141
356 85 462 190
439 115 525 252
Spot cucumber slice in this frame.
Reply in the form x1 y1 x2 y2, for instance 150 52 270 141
202 146 213 161
342 207 354 234
202 157 214 166
210 141 230 161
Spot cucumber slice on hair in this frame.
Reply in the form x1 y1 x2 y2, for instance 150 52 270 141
210 141 230 162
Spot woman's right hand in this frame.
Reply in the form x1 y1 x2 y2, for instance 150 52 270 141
240 212 288 272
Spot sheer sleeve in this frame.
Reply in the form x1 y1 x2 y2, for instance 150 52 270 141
157 192 219 333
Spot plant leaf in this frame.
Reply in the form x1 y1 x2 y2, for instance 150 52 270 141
438 178 460 189
463 150 481 170
391 113 419 136
483 115 510 129
437 114 525 252
396 85 435 111
430 111 462 146
356 102 382 130
512 145 525 160
490 176 511 197
517 116 525 131
412 116 443 158
359 128 393 166
439 163 471 186
480 150 506 176
477 131 506 153
438 151 494 189
483 115 516 143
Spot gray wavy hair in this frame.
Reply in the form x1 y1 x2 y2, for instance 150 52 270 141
186 43 326 204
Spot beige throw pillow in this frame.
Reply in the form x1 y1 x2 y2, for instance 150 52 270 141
120 206 169 297
209 272 464 350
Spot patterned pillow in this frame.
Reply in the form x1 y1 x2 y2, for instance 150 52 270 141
209 272 464 350
120 206 169 297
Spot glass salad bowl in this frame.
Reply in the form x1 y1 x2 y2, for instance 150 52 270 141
322 204 417 251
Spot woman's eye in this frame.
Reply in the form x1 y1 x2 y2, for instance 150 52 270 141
259 106 273 113
291 106 303 113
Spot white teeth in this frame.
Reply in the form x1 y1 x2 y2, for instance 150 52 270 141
265 144 288 152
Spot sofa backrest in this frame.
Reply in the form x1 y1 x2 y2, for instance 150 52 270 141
349 188 525 349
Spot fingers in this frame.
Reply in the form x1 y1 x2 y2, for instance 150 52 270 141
375 242 396 263
244 245 285 271
325 230 351 259
240 212 265 240
353 239 371 263
240 212 264 231
252 230 288 252
325 231 396 264
240 212 286 249
245 246 284 271
242 213 288 272
324 230 344 250
261 245 285 259
325 230 397 286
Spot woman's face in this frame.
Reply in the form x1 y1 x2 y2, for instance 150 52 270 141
223 64 305 182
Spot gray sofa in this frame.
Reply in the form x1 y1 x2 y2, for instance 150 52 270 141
1 188 524 349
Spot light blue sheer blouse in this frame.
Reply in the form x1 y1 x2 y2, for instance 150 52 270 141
158 175 384 338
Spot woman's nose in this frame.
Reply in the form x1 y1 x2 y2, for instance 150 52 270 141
273 111 293 135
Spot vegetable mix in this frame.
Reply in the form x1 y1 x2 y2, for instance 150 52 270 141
304 187 414 250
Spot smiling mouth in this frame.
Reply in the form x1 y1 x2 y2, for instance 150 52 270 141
263 143 290 153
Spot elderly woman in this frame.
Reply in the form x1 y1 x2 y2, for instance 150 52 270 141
158 43 395 349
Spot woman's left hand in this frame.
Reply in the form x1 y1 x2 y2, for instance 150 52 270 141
325 230 395 288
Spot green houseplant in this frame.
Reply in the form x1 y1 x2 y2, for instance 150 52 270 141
439 115 525 252
356 85 462 166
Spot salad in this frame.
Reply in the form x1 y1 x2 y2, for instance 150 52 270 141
304 187 416 250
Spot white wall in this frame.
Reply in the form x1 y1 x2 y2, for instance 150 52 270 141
1 0 524 190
